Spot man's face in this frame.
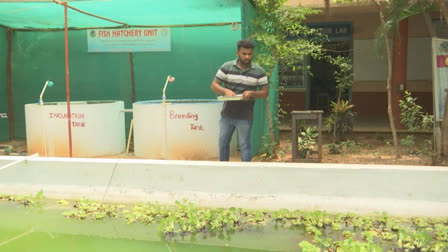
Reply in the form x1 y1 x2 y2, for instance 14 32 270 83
237 47 253 67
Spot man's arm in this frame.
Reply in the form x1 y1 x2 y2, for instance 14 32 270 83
211 79 236 97
242 85 268 100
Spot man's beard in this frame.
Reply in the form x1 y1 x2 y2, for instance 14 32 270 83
239 58 251 66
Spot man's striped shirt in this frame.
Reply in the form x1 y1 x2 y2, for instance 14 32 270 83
215 59 268 120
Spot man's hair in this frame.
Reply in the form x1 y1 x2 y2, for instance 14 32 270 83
237 39 255 50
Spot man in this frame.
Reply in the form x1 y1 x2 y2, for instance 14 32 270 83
211 39 269 162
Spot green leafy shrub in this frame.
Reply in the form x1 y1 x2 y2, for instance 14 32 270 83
298 126 319 155
399 91 433 131
325 100 356 142
328 143 342 154
400 135 415 147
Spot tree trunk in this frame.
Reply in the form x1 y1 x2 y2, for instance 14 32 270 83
333 89 342 143
265 51 277 157
266 94 275 143
372 0 401 158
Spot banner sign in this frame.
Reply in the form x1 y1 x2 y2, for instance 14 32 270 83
87 28 171 53
432 38 448 121
307 22 352 42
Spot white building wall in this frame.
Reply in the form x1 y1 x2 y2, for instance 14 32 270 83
354 38 432 81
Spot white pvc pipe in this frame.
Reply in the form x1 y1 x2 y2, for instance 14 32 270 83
161 75 172 159
39 80 51 157
162 75 171 105
0 153 39 172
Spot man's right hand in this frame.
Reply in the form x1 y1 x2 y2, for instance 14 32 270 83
223 89 236 96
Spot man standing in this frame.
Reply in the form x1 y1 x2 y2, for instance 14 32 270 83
211 39 269 162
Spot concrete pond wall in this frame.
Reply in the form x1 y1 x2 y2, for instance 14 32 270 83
0 156 447 217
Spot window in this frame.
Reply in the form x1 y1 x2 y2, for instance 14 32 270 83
279 58 307 89
433 19 448 38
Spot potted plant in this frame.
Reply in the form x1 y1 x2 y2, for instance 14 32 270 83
297 126 318 158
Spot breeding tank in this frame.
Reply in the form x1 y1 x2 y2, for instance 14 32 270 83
25 100 125 157
133 99 235 160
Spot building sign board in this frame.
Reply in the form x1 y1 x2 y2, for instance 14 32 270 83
87 28 171 52
432 38 448 121
308 22 352 41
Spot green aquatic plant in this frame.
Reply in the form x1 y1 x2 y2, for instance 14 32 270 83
247 210 267 225
62 198 118 220
314 236 333 248
379 231 397 241
361 230 378 243
305 224 322 237
302 211 328 228
397 228 414 250
57 199 69 206
49 197 448 250
159 217 176 235
298 240 321 252
0 190 44 207
412 217 429 229
429 241 448 252
434 223 448 242
342 230 354 239
330 213 344 231
333 237 383 252
412 231 432 250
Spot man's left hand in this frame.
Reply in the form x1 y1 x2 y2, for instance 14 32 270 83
241 91 253 100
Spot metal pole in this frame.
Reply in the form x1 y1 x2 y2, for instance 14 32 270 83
64 2 73 157
7 30 13 140
129 53 135 103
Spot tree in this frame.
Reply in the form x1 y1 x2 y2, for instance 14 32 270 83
371 0 448 159
371 0 401 158
250 0 328 157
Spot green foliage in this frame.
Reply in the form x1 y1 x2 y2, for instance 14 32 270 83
333 237 383 252
298 126 318 152
328 56 353 92
260 134 278 159
4 193 445 250
251 0 326 76
325 100 356 142
325 56 355 144
373 0 433 56
399 91 433 131
328 143 342 154
0 190 45 207
298 240 321 252
328 140 360 155
399 134 415 146
250 0 357 157
62 198 118 220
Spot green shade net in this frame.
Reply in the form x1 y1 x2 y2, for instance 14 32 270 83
0 0 241 29
0 28 8 141
0 0 279 157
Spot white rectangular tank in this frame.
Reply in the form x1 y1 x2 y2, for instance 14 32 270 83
133 99 236 160
25 101 125 157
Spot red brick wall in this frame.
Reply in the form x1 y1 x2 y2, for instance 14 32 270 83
351 92 433 116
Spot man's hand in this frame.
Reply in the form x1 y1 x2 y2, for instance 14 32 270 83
211 80 236 96
241 86 268 100
224 89 236 97
241 91 253 100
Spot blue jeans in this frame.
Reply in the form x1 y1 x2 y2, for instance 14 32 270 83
219 116 253 162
